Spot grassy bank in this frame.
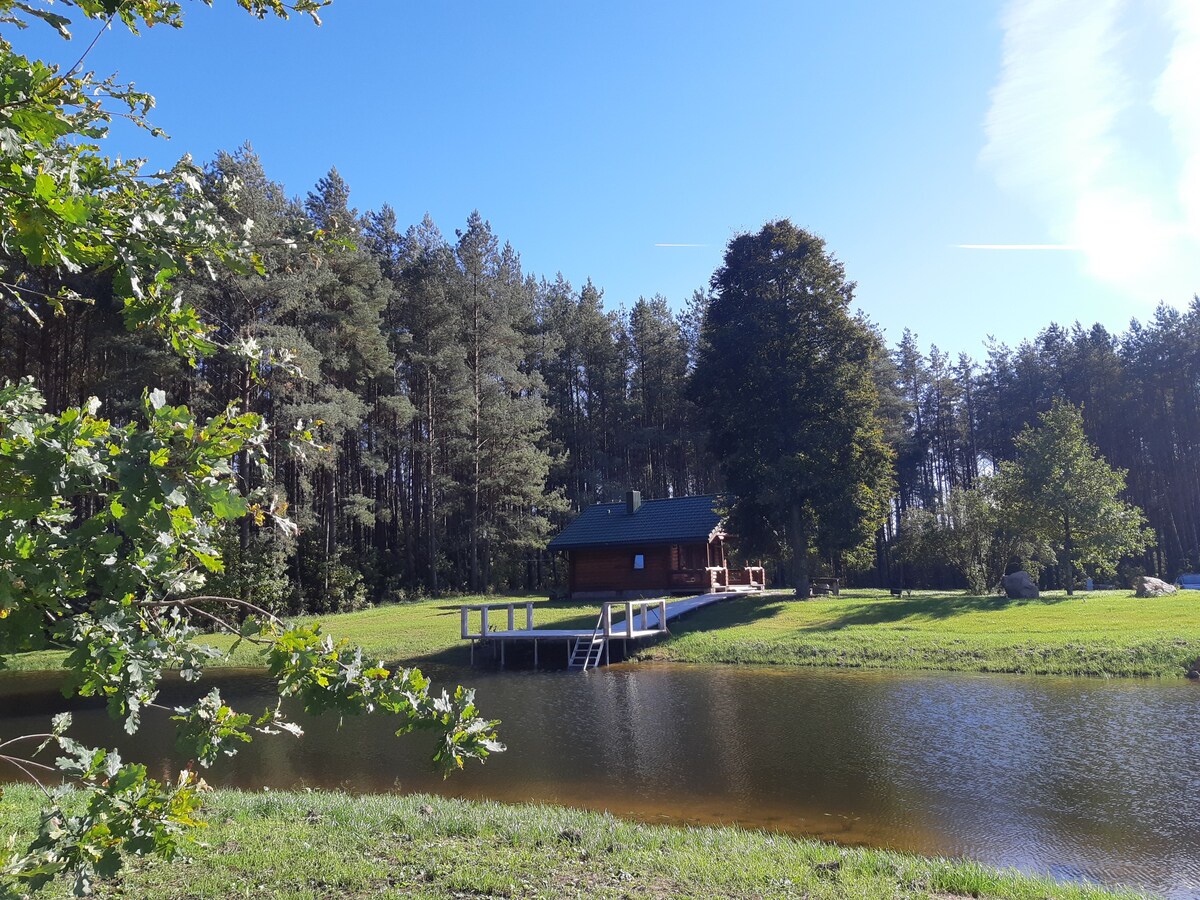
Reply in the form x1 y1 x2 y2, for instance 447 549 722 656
639 588 1200 677
8 588 1200 678
2 595 604 673
0 785 1142 899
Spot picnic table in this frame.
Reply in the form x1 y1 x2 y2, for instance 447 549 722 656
811 576 840 596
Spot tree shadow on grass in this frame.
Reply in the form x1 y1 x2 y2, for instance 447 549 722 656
399 644 475 673
806 592 1072 632
666 594 792 634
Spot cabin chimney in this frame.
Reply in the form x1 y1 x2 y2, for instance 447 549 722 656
626 490 641 515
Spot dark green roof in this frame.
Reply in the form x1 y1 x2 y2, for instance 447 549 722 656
547 495 723 551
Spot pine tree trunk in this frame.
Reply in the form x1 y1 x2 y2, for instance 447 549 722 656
426 381 438 595
469 289 481 593
238 366 252 601
790 502 811 599
1063 512 1074 596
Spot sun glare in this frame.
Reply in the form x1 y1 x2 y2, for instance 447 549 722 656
1070 189 1179 285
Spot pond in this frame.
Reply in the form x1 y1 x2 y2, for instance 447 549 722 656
2 663 1197 899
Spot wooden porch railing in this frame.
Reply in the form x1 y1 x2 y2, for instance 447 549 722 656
668 566 766 591
728 566 766 588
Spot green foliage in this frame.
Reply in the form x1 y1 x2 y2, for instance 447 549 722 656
0 13 247 361
1 715 205 897
693 220 894 597
169 688 297 768
0 4 503 895
0 380 265 728
997 400 1153 593
265 623 501 774
453 212 559 591
205 521 294 615
886 315 1200 587
0 0 329 36
0 319 500 893
626 295 696 497
897 478 1049 594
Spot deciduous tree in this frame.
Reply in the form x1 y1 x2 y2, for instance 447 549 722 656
0 4 499 894
997 400 1152 594
897 478 1044 594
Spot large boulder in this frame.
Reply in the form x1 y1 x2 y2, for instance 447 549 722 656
1002 571 1039 599
1134 576 1177 598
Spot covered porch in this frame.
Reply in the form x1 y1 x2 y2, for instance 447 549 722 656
667 536 767 593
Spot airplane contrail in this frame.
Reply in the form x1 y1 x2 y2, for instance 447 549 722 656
955 243 1081 250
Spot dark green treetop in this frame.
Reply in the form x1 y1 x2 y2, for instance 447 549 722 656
693 220 893 598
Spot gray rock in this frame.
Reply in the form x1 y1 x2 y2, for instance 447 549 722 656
1002 571 1039 599
1134 576 1178 598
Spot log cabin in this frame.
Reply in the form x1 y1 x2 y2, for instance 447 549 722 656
547 491 766 599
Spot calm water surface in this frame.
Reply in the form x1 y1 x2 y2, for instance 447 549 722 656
1 664 1197 899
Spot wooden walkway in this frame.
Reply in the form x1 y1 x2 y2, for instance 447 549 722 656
642 589 751 627
460 589 754 670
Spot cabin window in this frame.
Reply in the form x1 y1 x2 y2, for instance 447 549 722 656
633 553 645 570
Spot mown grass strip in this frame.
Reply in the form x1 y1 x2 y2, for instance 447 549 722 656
640 588 1200 677
0 785 1146 899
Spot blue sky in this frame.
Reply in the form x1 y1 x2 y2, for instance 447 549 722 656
14 0 1199 356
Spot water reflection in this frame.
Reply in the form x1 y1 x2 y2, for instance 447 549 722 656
1 665 1196 898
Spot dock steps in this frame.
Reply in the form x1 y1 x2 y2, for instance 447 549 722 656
568 614 607 671
568 636 604 671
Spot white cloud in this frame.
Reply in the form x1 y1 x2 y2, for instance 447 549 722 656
1155 0 1200 247
982 0 1199 303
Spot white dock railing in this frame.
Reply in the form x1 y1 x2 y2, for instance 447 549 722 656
460 602 535 640
601 598 668 638
460 599 669 640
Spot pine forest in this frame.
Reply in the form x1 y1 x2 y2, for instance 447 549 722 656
7 145 1199 613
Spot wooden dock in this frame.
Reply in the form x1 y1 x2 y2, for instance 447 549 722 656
460 590 751 671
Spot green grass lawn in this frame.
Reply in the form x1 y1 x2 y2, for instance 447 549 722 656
0 785 1142 899
8 588 1200 678
1 595 604 673
640 588 1200 677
